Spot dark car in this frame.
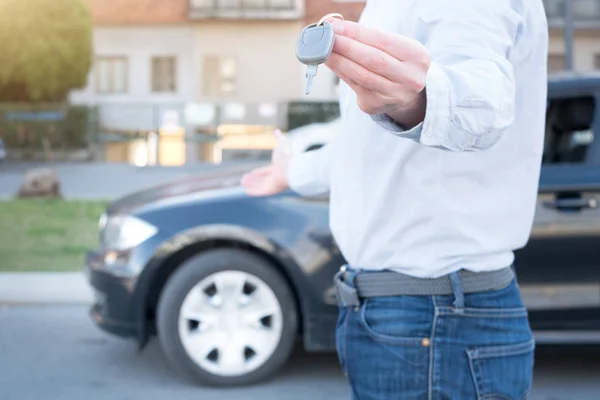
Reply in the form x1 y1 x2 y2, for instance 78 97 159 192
86 72 600 387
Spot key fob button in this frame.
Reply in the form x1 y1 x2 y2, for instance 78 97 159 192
302 27 326 45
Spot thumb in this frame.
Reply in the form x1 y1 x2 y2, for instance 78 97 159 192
274 129 285 141
272 129 290 166
274 129 291 154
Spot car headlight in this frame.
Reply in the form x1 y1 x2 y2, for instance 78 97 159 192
102 215 157 251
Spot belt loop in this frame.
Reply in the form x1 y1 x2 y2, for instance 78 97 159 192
334 264 361 308
345 265 359 286
449 271 465 312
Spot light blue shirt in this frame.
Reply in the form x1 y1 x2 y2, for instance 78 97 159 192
287 0 549 278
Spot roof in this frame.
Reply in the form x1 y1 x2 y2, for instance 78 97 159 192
86 0 188 25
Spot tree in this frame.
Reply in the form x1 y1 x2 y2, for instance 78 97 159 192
0 0 93 102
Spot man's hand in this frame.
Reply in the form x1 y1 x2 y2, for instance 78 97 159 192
325 19 431 129
240 130 291 196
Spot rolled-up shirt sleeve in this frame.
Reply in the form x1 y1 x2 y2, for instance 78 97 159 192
373 0 524 152
287 144 332 197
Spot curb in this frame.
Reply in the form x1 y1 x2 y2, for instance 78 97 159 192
0 272 93 305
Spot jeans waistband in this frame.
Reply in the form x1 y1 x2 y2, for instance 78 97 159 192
333 265 515 309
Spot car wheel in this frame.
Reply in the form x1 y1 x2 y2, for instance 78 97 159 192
156 248 298 387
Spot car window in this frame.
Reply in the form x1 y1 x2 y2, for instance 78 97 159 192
543 95 596 165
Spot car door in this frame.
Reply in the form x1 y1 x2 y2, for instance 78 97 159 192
514 83 600 343
286 193 346 304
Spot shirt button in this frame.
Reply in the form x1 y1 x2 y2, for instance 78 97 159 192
422 338 431 347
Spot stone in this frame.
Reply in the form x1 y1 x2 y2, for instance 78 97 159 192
17 168 61 198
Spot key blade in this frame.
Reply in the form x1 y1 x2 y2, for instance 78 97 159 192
305 64 318 95
305 74 314 95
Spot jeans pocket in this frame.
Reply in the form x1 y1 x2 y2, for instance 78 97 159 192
358 296 431 346
467 339 535 400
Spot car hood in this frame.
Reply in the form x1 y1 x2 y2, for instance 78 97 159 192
106 162 264 215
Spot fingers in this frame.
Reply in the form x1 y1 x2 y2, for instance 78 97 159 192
241 166 272 182
331 35 409 83
273 129 292 157
329 19 427 63
326 51 397 95
241 167 269 187
327 22 428 95
240 165 288 197
333 67 388 115
240 172 269 196
322 18 429 122
334 69 360 93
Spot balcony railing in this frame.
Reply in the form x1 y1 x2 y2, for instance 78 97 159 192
544 0 600 28
188 0 303 20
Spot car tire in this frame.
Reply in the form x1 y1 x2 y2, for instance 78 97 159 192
156 248 298 387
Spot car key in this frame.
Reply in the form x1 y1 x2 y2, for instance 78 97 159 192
296 21 336 95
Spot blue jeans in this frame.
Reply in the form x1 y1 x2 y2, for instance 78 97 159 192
335 270 535 400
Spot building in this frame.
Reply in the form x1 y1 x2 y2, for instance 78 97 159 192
70 0 310 164
70 0 600 164
545 0 600 71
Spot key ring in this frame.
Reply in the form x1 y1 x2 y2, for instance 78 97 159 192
317 13 344 26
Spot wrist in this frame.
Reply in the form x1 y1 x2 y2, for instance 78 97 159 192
386 90 427 130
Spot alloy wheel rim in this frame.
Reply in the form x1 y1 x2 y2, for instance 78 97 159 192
178 270 284 377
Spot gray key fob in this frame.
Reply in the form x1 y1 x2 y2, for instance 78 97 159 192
296 22 335 65
296 22 336 94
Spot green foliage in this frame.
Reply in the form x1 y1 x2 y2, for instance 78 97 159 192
0 0 93 102
0 199 108 272
0 103 98 150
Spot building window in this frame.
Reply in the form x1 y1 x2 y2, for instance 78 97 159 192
548 54 566 72
151 56 177 93
244 0 295 8
95 57 128 94
203 56 237 97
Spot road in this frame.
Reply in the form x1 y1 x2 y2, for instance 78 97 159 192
1 305 600 400
0 161 262 200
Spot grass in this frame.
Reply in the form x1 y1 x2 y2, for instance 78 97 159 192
0 199 108 272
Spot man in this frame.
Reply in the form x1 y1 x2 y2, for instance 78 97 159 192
242 0 549 398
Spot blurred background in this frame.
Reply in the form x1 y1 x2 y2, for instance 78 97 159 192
0 0 598 167
1 1 600 400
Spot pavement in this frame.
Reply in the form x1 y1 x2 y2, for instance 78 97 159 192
0 305 349 400
1 305 599 400
0 272 92 304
